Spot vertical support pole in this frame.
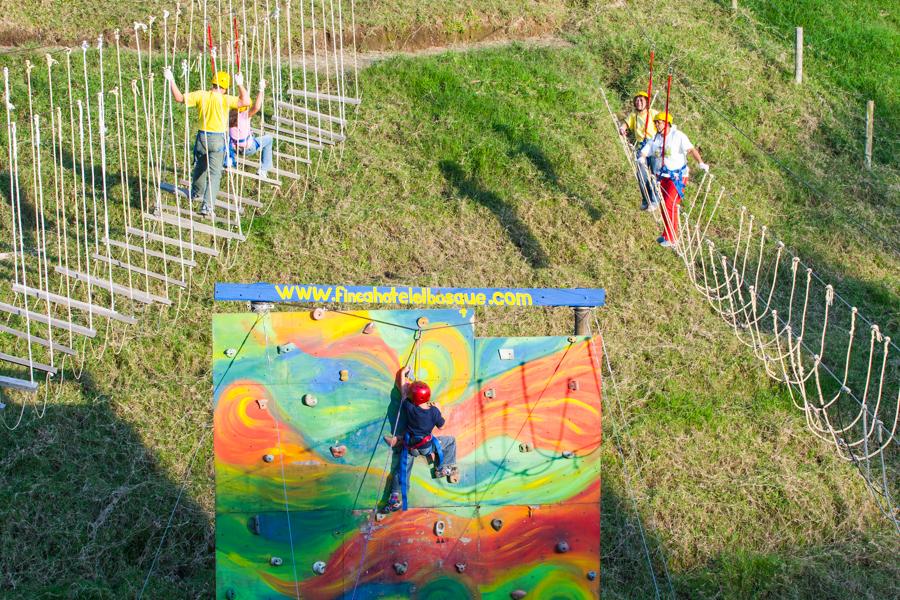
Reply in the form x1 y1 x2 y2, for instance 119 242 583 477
574 307 591 336
865 100 874 170
794 27 803 84
731 0 738 11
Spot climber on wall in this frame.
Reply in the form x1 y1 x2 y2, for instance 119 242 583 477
619 91 659 210
163 67 251 217
383 368 458 511
639 111 709 248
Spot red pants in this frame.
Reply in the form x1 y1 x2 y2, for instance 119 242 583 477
659 177 683 243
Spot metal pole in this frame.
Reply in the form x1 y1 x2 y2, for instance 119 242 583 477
865 100 874 170
574 307 591 336
794 27 803 84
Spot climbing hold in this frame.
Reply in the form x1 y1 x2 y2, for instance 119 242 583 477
270 556 283 566
330 445 347 458
393 561 408 575
510 590 527 600
225 588 236 600
263 454 275 463
312 308 326 320
483 388 496 399
556 541 570 553
490 518 503 532
339 369 350 382
567 336 577 343
312 561 326 575
248 515 261 535
455 562 467 573
447 469 460 484
562 451 575 459
434 520 446 536
568 379 580 391
587 570 597 581
417 316 429 328
256 398 269 410
250 301 274 314
518 442 532 453
375 512 386 522
302 394 318 407
363 322 376 335
277 342 297 354
224 348 237 358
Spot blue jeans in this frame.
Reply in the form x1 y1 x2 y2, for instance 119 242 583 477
191 131 226 213
390 435 457 495
239 134 274 172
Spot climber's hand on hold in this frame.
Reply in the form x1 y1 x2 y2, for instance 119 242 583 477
234 72 244 87
163 66 175 83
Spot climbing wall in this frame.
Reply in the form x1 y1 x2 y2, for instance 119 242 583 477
213 309 601 599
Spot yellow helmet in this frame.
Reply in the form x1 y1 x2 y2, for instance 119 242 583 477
634 91 649 99
654 111 673 124
212 71 231 89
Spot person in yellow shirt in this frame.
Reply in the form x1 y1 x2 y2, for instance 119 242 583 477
164 67 251 217
618 91 658 210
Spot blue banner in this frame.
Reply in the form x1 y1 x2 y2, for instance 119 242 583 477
214 283 605 308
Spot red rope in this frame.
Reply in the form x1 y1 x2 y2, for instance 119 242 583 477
660 73 672 170
233 17 241 71
207 24 217 73
642 50 654 139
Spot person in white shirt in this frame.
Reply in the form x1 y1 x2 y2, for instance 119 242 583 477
639 111 709 248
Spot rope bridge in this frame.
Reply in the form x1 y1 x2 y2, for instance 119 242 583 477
601 85 899 534
0 0 361 409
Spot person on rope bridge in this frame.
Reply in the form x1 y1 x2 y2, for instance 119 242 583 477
639 111 709 249
227 78 275 180
383 369 458 512
163 67 251 217
618 91 659 210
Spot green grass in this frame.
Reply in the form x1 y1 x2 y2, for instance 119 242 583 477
0 1 898 598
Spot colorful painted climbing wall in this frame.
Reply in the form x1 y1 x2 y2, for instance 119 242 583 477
213 309 602 599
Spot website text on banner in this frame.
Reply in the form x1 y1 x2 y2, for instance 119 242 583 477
214 283 606 307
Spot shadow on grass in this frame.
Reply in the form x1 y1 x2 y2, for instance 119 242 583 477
438 159 550 269
0 386 212 598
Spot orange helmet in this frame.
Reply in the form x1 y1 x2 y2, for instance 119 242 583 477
409 381 431 405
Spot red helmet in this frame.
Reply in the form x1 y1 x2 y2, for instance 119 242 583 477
408 381 431 405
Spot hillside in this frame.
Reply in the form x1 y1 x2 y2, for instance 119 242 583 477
0 1 898 598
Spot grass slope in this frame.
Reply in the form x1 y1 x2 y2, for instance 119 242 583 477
0 1 898 599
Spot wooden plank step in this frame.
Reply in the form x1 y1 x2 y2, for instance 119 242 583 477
273 150 312 164
0 375 39 392
54 266 171 306
0 324 78 356
286 89 362 105
234 157 302 181
12 283 137 325
161 181 245 214
0 350 57 375
145 212 246 242
254 126 325 151
125 227 220 258
159 202 244 226
92 252 187 288
273 115 346 141
176 178 261 208
276 100 348 125
0 300 97 339
224 168 282 187
265 122 339 146
104 237 198 268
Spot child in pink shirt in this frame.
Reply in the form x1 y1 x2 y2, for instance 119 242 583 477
228 79 274 178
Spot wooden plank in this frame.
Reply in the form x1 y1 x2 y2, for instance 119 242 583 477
92 252 187 288
159 202 244 224
273 115 346 141
125 227 220 257
176 178 262 208
273 150 312 165
0 350 57 375
265 122 339 146
145 212 246 242
254 126 325 151
14 283 139 325
224 168 282 187
0 375 39 392
0 300 97 338
234 157 301 181
286 88 362 106
0 324 78 356
276 100 348 125
54 266 171 306
162 181 245 214
104 237 198 268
